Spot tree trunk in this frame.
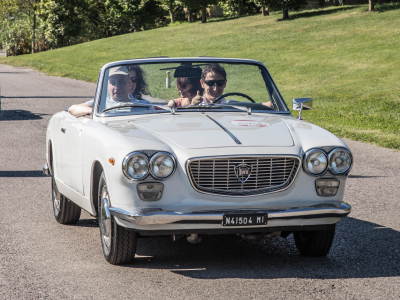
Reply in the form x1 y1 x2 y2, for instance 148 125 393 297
333 0 339 6
369 0 374 11
188 9 191 22
169 0 175 23
201 4 207 23
282 8 289 19
32 12 36 54
262 4 269 16
238 0 242 17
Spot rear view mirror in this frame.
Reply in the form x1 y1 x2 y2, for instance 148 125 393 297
292 98 312 120
174 67 202 78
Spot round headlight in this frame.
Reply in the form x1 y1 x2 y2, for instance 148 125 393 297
328 148 352 174
304 149 328 175
122 152 149 180
150 152 176 180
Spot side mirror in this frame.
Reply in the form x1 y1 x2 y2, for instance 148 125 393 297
292 98 312 120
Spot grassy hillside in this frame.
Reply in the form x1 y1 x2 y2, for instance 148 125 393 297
1 4 400 149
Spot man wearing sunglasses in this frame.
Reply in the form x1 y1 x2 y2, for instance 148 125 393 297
197 63 274 109
69 66 154 117
199 63 228 105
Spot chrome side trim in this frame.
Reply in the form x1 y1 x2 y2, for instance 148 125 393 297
206 115 241 145
109 202 351 226
185 155 301 197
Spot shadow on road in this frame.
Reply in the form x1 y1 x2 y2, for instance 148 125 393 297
0 109 48 121
114 217 400 279
348 174 386 179
0 170 47 177
1 96 93 99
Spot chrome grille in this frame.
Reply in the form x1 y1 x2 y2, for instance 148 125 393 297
187 156 301 196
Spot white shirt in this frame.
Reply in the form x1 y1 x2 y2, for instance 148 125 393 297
86 94 154 112
202 95 226 105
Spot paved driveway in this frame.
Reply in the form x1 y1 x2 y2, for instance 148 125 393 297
1 64 399 299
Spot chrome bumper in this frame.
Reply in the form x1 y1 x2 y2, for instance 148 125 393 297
109 202 351 227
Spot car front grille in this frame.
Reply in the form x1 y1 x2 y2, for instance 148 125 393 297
187 156 301 196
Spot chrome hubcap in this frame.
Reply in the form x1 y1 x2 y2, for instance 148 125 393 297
52 178 61 216
100 187 112 251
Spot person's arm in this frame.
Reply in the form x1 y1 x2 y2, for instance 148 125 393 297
262 101 273 108
168 99 178 108
68 103 93 117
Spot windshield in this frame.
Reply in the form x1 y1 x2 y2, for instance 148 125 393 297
97 60 288 116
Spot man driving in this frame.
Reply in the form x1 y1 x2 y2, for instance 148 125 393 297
193 63 273 108
68 66 154 117
199 63 227 105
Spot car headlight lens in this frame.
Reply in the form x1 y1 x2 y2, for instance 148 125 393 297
150 152 175 180
122 152 149 180
328 148 352 174
304 149 328 175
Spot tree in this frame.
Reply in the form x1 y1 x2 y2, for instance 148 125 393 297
118 0 166 32
160 0 176 23
252 0 269 16
369 0 374 11
266 0 309 19
39 0 87 48
218 0 259 18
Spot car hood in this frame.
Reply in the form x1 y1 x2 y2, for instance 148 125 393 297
122 112 294 149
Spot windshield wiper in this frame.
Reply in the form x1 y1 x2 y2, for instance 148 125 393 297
102 103 151 113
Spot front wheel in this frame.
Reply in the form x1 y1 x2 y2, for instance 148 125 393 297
52 176 81 224
293 226 336 257
98 172 137 265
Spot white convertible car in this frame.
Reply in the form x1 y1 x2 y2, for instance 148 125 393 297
44 57 352 265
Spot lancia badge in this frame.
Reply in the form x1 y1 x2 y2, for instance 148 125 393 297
234 164 252 183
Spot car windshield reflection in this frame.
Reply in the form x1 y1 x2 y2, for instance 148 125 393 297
97 60 288 116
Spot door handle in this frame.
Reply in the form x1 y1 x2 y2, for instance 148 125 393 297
61 128 66 133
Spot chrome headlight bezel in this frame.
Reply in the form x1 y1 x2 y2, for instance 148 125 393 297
149 152 176 180
328 148 353 175
303 149 328 176
122 152 150 181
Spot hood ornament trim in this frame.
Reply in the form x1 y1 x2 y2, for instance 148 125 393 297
234 164 252 183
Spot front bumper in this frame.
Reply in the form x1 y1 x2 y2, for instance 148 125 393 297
110 202 351 233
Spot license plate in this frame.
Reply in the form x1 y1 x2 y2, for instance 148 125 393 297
222 214 268 226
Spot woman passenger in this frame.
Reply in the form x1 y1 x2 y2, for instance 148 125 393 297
127 65 150 100
168 76 204 108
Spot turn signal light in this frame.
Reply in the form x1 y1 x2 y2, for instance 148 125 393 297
315 179 340 196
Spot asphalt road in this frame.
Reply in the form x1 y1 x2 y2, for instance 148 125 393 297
1 63 400 299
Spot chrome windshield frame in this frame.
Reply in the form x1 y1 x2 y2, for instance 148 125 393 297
93 57 290 119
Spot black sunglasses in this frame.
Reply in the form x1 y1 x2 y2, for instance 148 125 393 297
130 76 137 83
204 80 225 87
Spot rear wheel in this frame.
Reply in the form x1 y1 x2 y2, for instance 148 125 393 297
293 226 336 257
52 176 81 224
98 172 137 265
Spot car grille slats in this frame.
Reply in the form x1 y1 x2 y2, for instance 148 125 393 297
187 156 300 196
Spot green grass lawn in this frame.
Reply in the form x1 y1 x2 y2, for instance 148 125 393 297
1 3 400 149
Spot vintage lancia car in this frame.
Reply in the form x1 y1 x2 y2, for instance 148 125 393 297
43 57 352 265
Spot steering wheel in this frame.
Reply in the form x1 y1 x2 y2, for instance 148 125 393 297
212 92 256 104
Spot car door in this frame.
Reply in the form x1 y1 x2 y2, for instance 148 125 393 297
59 115 92 195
